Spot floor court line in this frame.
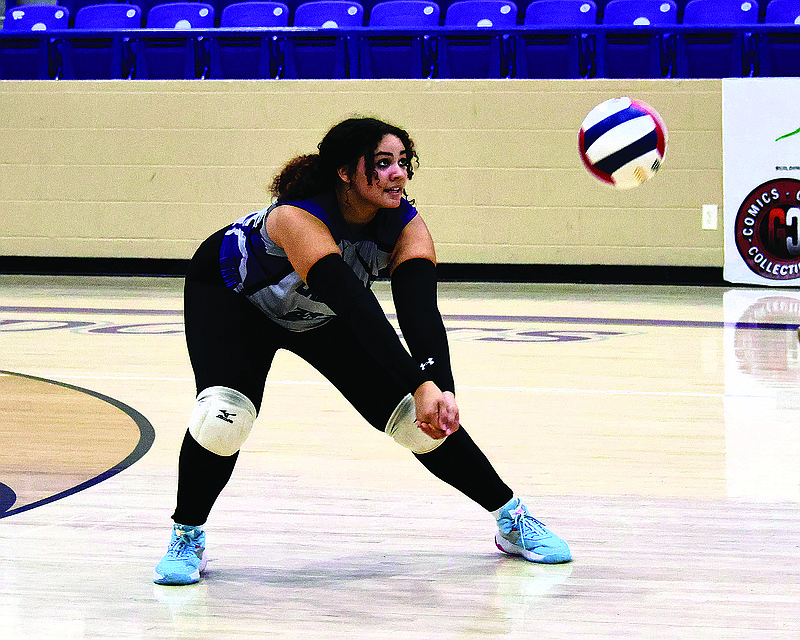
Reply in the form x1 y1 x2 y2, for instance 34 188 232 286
24 372 740 399
1 304 798 331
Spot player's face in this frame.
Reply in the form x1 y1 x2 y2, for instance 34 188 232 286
350 134 410 210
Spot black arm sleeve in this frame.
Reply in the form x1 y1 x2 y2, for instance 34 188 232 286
390 258 455 393
305 253 428 394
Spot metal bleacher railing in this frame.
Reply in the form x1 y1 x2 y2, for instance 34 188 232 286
0 3 798 79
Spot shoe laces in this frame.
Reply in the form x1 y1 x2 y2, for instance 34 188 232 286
167 528 201 559
512 511 552 548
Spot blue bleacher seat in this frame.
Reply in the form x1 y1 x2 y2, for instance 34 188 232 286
682 0 759 24
209 1 289 78
293 0 364 25
359 0 440 78
73 2 143 27
282 1 364 78
759 0 800 76
220 0 290 24
132 2 216 78
444 0 515 25
61 3 142 79
524 0 595 24
677 0 759 77
368 0 440 25
146 0 216 26
438 0 518 77
515 0 597 78
602 0 676 23
0 5 70 79
764 0 800 22
4 3 70 30
598 0 677 78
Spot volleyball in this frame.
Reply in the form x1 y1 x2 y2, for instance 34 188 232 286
578 97 668 190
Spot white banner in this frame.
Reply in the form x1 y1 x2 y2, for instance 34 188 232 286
723 78 800 285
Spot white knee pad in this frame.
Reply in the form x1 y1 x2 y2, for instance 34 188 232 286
385 393 447 454
188 386 257 457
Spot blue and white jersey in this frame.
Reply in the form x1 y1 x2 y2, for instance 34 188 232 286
219 193 417 331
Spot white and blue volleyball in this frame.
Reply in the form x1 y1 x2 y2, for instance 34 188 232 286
579 97 667 190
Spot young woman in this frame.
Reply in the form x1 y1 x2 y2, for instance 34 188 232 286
153 117 572 585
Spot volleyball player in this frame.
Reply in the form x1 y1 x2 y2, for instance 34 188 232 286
153 117 572 585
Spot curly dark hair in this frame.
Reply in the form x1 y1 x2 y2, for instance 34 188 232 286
270 117 418 202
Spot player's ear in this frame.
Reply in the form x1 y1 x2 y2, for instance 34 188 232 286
337 165 351 184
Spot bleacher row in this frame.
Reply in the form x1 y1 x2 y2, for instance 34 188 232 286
1 0 799 79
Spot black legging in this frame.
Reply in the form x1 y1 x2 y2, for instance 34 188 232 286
172 229 513 525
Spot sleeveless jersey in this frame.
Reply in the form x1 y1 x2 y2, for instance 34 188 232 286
218 193 417 331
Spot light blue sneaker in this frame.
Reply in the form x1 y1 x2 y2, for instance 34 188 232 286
153 524 208 585
494 498 572 564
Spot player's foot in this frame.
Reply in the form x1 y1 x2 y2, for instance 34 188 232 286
153 523 207 585
494 498 572 564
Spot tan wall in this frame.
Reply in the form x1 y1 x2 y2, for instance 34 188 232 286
0 78 722 266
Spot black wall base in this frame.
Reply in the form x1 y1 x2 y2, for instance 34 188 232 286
0 256 726 285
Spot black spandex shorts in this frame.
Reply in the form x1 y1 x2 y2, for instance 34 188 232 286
183 229 407 431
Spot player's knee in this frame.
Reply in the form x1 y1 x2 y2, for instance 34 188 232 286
188 386 257 457
385 393 447 454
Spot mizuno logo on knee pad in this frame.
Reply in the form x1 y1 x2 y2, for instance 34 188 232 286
188 386 257 457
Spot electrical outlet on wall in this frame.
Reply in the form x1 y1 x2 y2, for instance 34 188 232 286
702 204 718 230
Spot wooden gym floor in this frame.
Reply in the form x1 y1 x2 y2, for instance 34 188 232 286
0 274 798 639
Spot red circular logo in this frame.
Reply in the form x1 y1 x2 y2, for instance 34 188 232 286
735 178 800 280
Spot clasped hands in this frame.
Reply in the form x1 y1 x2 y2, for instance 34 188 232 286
413 380 460 440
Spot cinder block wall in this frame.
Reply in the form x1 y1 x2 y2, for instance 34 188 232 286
0 78 722 266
